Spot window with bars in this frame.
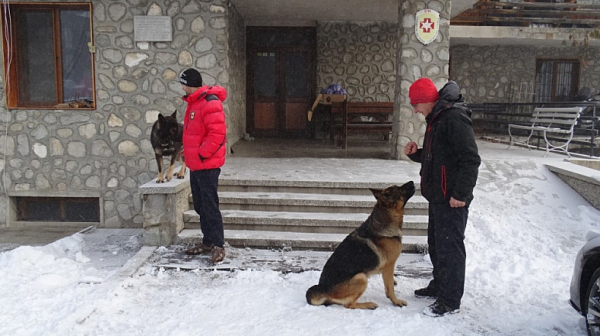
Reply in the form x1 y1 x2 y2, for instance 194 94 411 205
16 197 100 223
1 3 94 109
534 59 580 102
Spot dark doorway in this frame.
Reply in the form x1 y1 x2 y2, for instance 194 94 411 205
246 27 316 138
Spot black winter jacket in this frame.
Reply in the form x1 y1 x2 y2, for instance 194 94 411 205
408 81 481 205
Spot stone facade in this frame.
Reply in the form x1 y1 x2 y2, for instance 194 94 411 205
0 0 246 228
226 2 246 144
450 44 600 104
315 2 451 159
316 22 398 102
3 0 599 229
393 0 451 159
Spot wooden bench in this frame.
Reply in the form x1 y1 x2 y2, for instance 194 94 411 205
507 106 584 157
330 101 393 149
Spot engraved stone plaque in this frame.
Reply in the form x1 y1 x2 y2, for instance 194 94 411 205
134 16 172 42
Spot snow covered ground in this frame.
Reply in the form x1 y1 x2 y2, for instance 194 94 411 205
1 143 600 335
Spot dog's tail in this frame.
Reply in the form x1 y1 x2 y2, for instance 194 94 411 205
306 285 328 306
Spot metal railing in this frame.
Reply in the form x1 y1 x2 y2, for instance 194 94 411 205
471 101 600 157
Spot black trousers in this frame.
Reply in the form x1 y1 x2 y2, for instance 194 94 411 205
426 202 468 309
190 168 225 248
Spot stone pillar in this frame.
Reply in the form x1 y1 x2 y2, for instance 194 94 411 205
391 1 451 159
139 178 191 246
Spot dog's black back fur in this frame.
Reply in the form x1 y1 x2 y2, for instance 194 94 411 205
151 111 185 182
316 231 379 292
151 110 183 155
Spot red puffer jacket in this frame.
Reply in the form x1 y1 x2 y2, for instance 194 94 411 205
182 85 227 171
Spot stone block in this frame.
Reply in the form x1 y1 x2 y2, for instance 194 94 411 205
140 175 190 246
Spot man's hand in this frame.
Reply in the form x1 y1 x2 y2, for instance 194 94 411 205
405 141 418 156
449 197 466 208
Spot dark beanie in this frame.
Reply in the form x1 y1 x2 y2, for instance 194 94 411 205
180 68 202 87
409 78 439 104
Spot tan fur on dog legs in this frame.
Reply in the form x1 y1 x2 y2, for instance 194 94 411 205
383 264 406 307
378 238 406 307
329 273 378 310
176 156 186 179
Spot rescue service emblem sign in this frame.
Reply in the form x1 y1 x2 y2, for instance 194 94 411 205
415 9 440 45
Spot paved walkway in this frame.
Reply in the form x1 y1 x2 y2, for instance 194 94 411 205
150 244 433 276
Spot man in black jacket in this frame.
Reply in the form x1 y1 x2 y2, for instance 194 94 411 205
404 78 481 317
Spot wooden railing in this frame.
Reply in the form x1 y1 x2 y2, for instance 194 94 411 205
330 102 393 149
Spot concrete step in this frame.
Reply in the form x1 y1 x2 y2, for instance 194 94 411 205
205 192 428 216
183 210 428 236
218 179 422 196
176 229 428 253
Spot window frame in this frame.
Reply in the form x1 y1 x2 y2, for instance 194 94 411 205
534 58 581 102
1 2 95 110
16 196 100 223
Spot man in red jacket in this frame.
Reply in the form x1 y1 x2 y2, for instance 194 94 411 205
180 68 228 264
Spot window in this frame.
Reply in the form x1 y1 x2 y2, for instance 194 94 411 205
534 59 580 102
1 3 94 109
16 197 100 223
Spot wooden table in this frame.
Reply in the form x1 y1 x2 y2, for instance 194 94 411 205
330 101 394 149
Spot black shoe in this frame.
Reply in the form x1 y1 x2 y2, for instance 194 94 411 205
414 286 438 299
422 300 460 317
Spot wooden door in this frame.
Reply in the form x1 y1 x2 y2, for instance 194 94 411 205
247 27 315 138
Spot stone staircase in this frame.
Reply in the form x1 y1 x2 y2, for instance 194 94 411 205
177 179 429 253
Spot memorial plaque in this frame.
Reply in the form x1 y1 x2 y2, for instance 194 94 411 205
134 16 172 42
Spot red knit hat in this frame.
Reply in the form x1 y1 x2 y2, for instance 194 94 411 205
409 78 439 104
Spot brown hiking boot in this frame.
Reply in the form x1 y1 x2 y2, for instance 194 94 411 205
184 243 214 255
210 246 225 263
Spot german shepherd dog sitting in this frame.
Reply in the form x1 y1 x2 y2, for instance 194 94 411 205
151 111 186 183
306 181 415 309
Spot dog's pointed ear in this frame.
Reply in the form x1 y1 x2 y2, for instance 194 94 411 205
171 110 177 118
370 188 383 200
157 114 165 127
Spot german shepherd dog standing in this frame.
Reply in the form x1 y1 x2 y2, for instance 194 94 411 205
306 181 415 309
151 111 186 183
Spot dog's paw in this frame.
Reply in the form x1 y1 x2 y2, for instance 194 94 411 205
345 301 378 310
366 302 378 310
392 299 407 307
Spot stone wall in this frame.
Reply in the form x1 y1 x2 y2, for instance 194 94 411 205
393 0 451 159
226 3 246 144
450 44 600 104
0 0 245 227
316 22 398 102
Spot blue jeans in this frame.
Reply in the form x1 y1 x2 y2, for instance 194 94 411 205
190 168 224 248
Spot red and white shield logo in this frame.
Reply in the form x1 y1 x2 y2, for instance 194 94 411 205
415 9 440 45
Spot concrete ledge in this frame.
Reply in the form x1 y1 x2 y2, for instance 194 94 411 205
177 229 428 253
451 26 600 47
546 161 600 210
139 176 190 195
140 176 191 246
112 246 157 281
219 178 421 190
184 209 428 230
